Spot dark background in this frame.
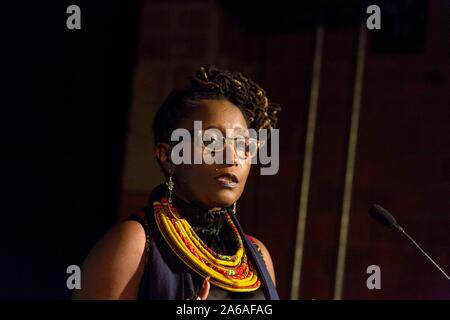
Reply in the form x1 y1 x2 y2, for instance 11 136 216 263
2 0 449 299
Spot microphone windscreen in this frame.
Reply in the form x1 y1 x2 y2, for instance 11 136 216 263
368 204 398 229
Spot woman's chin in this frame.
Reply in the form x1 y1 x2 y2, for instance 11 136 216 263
208 189 241 209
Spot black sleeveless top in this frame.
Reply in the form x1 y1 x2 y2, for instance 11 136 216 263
127 184 275 300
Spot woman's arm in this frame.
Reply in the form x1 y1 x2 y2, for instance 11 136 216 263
72 220 147 299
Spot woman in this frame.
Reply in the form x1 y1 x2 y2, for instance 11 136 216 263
73 65 281 300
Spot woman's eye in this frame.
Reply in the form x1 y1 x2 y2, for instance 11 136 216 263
234 137 251 156
244 140 251 154
203 134 220 148
203 137 215 146
246 138 260 156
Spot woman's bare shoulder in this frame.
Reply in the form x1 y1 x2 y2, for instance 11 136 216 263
72 220 147 300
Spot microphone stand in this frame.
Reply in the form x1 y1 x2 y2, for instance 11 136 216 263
395 225 450 281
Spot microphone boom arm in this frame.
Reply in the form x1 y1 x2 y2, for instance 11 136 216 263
396 225 450 282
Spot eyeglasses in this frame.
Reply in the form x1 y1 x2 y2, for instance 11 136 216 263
191 129 265 159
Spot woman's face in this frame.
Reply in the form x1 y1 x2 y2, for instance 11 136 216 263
160 99 252 210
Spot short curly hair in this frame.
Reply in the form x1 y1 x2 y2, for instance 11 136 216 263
153 64 281 146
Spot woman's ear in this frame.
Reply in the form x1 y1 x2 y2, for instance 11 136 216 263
155 143 174 173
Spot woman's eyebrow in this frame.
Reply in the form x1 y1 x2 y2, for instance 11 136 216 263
203 125 221 130
187 125 248 138
188 125 223 134
203 125 245 131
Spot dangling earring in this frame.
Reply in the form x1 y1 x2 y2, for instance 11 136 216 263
166 171 174 205
232 202 237 215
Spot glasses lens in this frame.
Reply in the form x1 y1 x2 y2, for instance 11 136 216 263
202 131 223 151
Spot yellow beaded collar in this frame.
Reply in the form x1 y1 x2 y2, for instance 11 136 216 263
153 197 261 292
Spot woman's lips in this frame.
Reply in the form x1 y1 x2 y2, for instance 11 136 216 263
214 173 239 189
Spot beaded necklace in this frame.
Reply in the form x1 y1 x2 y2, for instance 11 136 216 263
153 196 261 292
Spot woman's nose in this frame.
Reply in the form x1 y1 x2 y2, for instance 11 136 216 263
224 140 240 166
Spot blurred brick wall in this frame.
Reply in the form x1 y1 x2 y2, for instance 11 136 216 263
119 0 450 299
301 0 450 300
342 0 450 299
119 1 224 218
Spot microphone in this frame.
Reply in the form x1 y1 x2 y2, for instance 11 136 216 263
368 204 450 281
